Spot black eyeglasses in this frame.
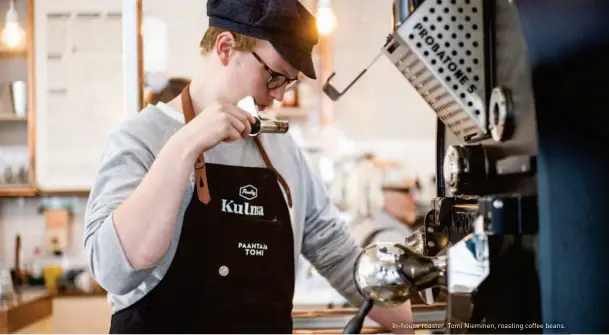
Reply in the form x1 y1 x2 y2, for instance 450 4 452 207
251 52 300 91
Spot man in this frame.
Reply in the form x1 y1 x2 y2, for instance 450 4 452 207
350 178 424 248
84 0 415 333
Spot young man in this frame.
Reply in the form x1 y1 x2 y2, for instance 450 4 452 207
84 0 415 333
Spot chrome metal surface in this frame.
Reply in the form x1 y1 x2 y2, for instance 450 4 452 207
260 118 289 134
218 265 229 277
442 145 468 194
383 0 488 143
249 116 290 136
353 242 447 308
354 243 412 308
488 86 514 142
404 225 425 255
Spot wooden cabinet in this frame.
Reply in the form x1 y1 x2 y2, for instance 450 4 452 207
0 0 129 197
12 316 52 334
50 296 112 334
12 296 112 334
32 0 126 193
0 0 36 197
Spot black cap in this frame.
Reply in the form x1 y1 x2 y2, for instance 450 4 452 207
207 0 319 79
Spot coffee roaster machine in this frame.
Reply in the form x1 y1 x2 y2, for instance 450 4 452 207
323 0 609 333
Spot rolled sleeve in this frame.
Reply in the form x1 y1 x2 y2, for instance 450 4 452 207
85 212 154 294
83 123 157 295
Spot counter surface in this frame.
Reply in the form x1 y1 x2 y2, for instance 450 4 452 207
0 287 109 333
0 289 53 334
292 303 446 333
1 288 447 334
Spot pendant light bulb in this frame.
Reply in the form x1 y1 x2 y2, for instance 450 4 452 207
316 0 337 36
1 1 26 50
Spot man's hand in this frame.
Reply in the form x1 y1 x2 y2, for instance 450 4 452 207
185 102 256 153
368 301 415 334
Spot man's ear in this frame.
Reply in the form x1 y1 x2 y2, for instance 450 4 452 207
215 32 235 66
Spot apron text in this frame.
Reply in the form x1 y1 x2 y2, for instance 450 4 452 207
238 242 268 256
221 199 264 216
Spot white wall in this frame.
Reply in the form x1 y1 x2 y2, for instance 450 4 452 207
0 197 89 269
319 0 437 183
141 0 208 78
330 0 436 140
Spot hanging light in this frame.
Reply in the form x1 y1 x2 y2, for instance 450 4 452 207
1 0 26 49
315 0 337 36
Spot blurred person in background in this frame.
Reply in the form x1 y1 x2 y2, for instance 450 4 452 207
344 158 426 248
350 178 424 248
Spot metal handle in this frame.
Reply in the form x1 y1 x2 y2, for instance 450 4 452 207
322 49 386 101
342 299 374 334
249 116 290 136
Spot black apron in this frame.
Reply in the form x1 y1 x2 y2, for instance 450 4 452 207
109 85 295 334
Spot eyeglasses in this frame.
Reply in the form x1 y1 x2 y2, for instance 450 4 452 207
251 52 300 91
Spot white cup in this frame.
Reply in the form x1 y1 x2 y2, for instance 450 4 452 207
10 81 27 118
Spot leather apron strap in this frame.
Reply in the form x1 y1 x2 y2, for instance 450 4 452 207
180 84 293 208
252 137 293 208
181 84 211 204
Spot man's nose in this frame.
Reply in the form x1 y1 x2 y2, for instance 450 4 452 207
268 85 287 102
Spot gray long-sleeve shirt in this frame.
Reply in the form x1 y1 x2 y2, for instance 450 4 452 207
84 102 365 313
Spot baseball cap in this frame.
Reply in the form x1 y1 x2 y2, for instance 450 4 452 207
207 0 319 79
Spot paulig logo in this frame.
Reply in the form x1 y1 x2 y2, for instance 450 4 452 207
221 184 264 216
239 185 257 200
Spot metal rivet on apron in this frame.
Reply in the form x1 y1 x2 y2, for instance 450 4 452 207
218 266 229 276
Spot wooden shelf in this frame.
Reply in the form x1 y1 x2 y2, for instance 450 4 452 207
0 186 90 197
0 0 35 199
37 188 90 197
0 186 37 197
0 114 27 122
0 49 27 59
